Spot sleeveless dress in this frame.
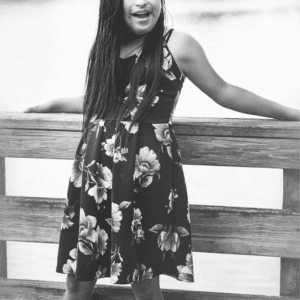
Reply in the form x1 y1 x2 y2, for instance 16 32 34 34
56 29 195 284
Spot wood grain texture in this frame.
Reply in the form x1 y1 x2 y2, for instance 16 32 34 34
280 170 300 297
1 196 299 258
1 112 299 297
0 156 7 278
0 129 299 168
0 278 296 300
0 129 81 160
177 135 300 169
1 112 300 139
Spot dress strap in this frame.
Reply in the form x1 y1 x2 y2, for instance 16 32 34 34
164 29 174 43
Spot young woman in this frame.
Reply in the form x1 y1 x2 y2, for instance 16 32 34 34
24 0 300 299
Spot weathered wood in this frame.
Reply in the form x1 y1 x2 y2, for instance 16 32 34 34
177 135 300 169
280 170 300 297
0 111 83 131
0 129 81 160
1 111 300 139
0 157 7 278
0 278 296 300
1 196 299 258
0 128 299 169
283 170 300 212
173 116 300 139
0 157 5 195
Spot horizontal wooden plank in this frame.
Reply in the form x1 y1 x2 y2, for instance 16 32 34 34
1 111 299 139
1 128 299 168
0 278 296 300
173 117 300 139
0 129 81 160
0 111 83 131
191 205 300 258
177 135 300 169
1 196 299 258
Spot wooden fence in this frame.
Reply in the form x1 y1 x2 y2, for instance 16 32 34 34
0 111 299 299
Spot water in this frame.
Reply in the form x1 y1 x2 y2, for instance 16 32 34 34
1 0 299 296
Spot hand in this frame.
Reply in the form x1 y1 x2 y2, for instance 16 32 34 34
282 107 300 121
289 108 300 121
23 99 55 113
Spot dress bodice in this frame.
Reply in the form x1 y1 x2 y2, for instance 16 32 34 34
117 34 185 124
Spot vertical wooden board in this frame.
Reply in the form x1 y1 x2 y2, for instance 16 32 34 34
281 170 300 297
0 157 7 278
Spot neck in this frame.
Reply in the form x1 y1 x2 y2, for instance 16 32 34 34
122 33 146 45
121 31 147 58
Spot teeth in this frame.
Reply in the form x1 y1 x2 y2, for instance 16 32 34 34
133 12 149 17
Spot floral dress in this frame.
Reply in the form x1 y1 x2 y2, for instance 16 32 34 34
56 29 194 284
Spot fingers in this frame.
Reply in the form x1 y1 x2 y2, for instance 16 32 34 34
23 106 36 113
23 102 51 113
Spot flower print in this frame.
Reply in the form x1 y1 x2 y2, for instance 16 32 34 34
134 147 160 177
163 48 172 71
70 142 86 188
112 202 123 233
153 123 173 159
110 244 123 283
149 223 190 261
95 265 108 280
136 85 146 103
95 226 109 256
62 261 73 274
62 247 78 275
61 203 76 229
130 264 153 283
95 120 106 138
151 96 159 107
131 208 145 244
102 136 115 156
111 244 123 263
129 84 145 118
90 118 106 138
85 161 113 209
101 135 128 163
77 208 100 258
153 124 172 146
109 201 131 233
163 47 176 81
130 107 138 118
121 121 139 134
166 189 178 214
70 155 83 188
158 226 180 253
79 208 97 243
78 221 108 262
177 253 194 282
134 147 160 192
61 215 74 229
111 261 122 284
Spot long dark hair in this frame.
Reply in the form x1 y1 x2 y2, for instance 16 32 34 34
82 0 166 145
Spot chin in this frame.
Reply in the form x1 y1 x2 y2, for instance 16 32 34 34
132 25 155 36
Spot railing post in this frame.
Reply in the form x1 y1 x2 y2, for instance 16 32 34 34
280 169 300 297
0 157 7 278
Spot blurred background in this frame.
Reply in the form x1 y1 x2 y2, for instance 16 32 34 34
0 0 299 296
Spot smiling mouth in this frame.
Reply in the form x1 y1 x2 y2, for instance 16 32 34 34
132 12 150 19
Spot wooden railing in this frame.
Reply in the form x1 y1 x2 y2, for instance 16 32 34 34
0 111 299 300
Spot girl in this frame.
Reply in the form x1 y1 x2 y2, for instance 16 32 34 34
24 0 300 299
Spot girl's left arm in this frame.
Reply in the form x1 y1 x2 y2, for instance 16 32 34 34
174 31 300 121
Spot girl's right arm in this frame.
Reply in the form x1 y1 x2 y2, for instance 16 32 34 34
24 95 84 114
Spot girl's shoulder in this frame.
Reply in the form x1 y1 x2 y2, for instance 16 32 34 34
164 28 201 76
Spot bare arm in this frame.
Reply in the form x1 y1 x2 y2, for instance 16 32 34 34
169 31 300 121
24 95 84 114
